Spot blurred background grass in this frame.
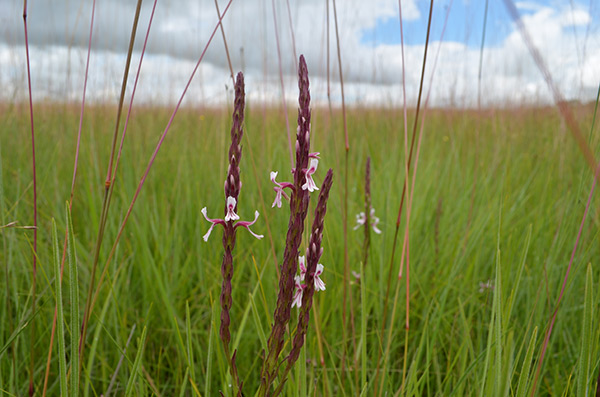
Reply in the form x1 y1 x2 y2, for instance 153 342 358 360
1 101 599 394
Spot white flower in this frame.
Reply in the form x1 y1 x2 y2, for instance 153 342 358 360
354 207 382 234
302 158 319 192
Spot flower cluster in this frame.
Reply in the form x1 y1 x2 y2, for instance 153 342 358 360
291 255 326 308
260 55 334 396
354 207 382 234
270 153 321 208
201 196 263 241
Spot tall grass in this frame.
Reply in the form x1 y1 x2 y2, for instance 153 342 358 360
2 1 600 395
2 102 600 394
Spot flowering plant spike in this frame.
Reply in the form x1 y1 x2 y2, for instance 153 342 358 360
280 169 334 392
259 55 332 396
199 72 262 395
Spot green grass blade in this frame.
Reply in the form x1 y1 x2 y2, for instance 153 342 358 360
52 219 68 395
178 367 189 397
493 246 502 397
360 261 367 390
66 203 80 397
577 264 594 396
83 263 117 397
124 325 147 397
186 301 196 381
249 293 268 352
504 224 531 325
204 298 215 397
515 327 537 397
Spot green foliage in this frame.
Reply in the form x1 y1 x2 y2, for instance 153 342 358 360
1 104 600 395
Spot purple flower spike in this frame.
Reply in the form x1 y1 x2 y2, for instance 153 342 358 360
201 207 226 242
234 210 264 240
270 171 294 208
225 196 240 222
302 158 319 192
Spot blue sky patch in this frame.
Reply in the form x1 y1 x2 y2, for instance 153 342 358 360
360 0 589 49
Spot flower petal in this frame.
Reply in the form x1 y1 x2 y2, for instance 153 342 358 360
270 171 280 185
298 255 307 277
272 189 283 208
202 223 216 242
314 263 326 291
235 210 264 239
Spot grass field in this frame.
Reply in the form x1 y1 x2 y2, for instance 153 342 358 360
1 99 600 395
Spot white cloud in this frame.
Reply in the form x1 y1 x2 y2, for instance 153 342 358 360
0 0 597 107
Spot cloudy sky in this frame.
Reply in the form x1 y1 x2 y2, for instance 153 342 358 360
0 0 598 107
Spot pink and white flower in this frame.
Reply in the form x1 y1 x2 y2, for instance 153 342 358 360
224 196 240 222
270 171 294 208
201 207 225 242
233 210 264 240
291 275 306 308
297 255 325 292
201 196 264 241
302 158 319 192
354 207 382 234
298 255 307 278
314 263 326 291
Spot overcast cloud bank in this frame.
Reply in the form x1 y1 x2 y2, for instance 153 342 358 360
0 0 598 108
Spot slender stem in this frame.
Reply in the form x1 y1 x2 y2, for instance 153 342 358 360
79 0 143 380
41 1 97 394
531 161 599 395
22 1 37 394
502 0 598 175
463 0 488 253
326 0 331 113
477 0 489 110
214 0 235 84
331 0 354 387
285 0 298 73
88 0 235 324
374 0 433 393
271 0 293 165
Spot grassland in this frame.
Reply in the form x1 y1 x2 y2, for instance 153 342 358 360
1 102 599 395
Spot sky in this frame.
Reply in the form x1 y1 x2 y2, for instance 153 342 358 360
0 0 599 107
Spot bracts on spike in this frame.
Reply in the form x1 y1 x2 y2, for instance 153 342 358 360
220 72 244 356
219 72 245 395
273 169 334 396
259 55 313 396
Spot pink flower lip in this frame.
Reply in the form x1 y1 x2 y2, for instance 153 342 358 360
225 196 240 222
302 158 319 192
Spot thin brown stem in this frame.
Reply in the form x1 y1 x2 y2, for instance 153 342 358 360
22 1 37 394
87 0 235 330
42 2 96 394
79 0 143 380
331 0 354 387
271 0 293 165
214 0 235 85
285 0 299 73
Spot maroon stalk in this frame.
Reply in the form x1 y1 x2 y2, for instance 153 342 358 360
274 169 334 396
220 71 244 359
22 1 37 394
259 55 312 396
